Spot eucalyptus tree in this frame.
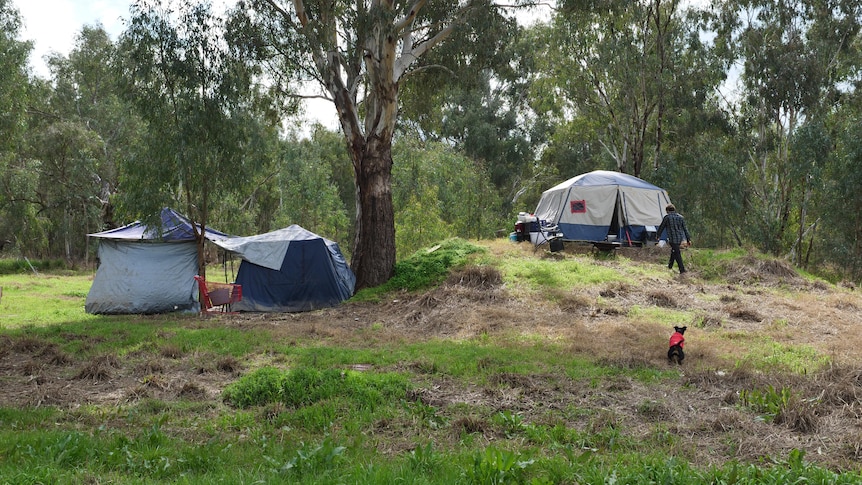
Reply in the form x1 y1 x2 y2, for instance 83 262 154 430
396 12 532 215
824 112 862 280
711 0 862 255
0 0 35 254
245 0 519 289
15 26 150 262
534 0 708 178
45 26 142 231
118 0 282 277
0 0 28 155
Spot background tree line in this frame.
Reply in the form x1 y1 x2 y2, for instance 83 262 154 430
1 0 861 283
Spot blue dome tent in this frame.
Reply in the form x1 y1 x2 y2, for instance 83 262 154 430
212 225 355 312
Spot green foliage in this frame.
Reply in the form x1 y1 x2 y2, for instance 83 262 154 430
270 131 352 249
395 185 451 261
404 399 447 430
116 0 280 261
407 441 440 473
355 238 485 297
0 0 30 149
464 446 535 485
222 367 285 408
263 436 346 478
284 368 408 410
223 366 409 410
0 258 68 275
493 411 530 439
739 385 792 423
0 2 114 261
393 139 506 258
820 111 862 281
534 0 721 178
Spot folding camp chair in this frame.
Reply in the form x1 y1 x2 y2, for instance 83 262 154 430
533 222 564 253
194 275 242 314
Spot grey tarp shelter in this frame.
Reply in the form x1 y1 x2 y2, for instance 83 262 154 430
534 170 672 244
85 208 230 314
212 225 356 312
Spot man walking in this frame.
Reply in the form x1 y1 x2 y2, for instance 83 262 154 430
657 204 692 274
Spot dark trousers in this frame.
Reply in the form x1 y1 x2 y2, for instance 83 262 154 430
668 242 686 273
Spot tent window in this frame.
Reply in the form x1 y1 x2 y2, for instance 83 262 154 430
570 200 586 213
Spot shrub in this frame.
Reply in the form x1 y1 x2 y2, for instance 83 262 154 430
282 367 409 410
222 367 285 408
224 366 409 410
383 238 486 293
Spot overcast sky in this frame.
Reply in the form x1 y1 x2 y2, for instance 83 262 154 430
18 0 130 78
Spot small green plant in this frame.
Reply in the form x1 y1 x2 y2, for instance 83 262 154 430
464 446 535 485
405 399 447 429
264 437 346 477
407 441 439 473
739 385 792 423
494 410 527 439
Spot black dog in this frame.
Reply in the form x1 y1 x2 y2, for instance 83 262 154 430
667 326 687 365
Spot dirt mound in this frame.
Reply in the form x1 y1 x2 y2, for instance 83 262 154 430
724 255 804 285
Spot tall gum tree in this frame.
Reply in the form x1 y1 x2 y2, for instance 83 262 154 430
711 0 862 255
247 0 509 289
119 0 279 277
0 0 35 253
534 0 712 177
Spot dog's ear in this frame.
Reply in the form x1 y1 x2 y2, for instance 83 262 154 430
680 326 687 333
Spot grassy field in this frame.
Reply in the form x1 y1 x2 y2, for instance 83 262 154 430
1 241 862 484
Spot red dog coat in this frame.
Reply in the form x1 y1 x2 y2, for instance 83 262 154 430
669 331 685 348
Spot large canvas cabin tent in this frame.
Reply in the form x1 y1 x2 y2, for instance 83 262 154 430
534 170 671 244
212 225 356 312
85 208 230 314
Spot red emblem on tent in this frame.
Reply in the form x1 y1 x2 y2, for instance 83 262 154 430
570 200 586 213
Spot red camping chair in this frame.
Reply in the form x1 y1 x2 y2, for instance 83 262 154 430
194 275 242 314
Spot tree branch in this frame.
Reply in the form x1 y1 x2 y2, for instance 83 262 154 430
394 0 427 34
394 21 456 79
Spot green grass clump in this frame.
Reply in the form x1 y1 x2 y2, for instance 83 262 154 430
353 238 485 299
221 367 285 408
735 338 830 374
222 366 410 410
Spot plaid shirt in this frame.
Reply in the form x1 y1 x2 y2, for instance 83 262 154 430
658 212 691 245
